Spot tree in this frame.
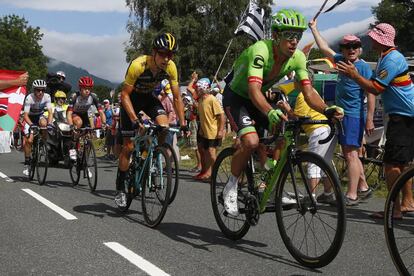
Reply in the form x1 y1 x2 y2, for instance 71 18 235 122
93 85 113 102
125 0 272 82
372 0 414 54
0 15 48 87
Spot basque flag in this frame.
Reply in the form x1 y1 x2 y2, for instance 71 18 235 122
234 0 265 42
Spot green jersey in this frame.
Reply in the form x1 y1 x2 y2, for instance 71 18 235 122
229 39 309 99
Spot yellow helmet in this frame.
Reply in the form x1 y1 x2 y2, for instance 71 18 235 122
54 90 66 99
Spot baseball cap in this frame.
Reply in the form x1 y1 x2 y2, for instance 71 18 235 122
339 34 361 45
103 99 110 104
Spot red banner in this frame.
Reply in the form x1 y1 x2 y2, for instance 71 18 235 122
0 69 27 131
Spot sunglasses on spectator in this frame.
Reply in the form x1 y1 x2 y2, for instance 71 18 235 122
340 43 361 50
56 97 65 100
157 50 174 59
280 31 303 41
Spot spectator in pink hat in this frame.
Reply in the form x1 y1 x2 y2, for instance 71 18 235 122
309 19 375 206
337 22 414 219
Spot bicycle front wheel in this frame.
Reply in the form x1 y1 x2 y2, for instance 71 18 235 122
69 148 80 186
162 143 179 205
85 142 98 192
29 145 37 181
36 141 49 185
211 147 251 240
141 146 172 228
275 151 346 268
385 166 414 276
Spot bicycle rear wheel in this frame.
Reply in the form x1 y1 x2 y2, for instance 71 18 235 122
163 143 179 204
384 166 414 276
85 142 98 192
363 152 385 191
332 152 347 182
211 147 251 240
36 141 49 185
275 151 346 268
141 146 172 228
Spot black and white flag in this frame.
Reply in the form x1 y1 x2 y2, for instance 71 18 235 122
324 0 346 13
234 0 264 42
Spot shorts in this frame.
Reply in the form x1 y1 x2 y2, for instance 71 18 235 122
383 114 414 165
72 112 91 128
115 129 123 145
24 114 46 135
120 93 166 137
105 130 114 146
338 115 365 148
223 86 268 137
198 136 222 149
306 126 336 179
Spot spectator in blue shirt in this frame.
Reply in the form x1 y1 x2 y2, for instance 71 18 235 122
338 23 414 219
310 19 376 206
103 99 115 160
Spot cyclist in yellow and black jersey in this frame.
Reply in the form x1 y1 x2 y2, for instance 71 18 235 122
115 32 187 207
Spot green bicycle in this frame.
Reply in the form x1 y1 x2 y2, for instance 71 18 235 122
211 117 346 268
117 120 175 228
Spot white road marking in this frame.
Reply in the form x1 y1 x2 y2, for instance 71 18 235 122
22 189 77 220
0 171 14 182
104 242 170 276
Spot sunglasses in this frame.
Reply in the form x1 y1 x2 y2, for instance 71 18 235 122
340 43 361 50
157 50 174 59
280 31 303 41
34 89 45 93
56 97 65 100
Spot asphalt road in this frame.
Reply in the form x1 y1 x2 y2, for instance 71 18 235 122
0 149 401 275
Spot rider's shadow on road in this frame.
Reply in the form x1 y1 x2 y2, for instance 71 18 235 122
156 222 320 272
72 198 145 224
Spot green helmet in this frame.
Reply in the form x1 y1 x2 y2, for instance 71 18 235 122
271 9 307 32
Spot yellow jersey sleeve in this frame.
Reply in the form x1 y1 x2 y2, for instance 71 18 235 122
124 55 147 86
165 60 179 86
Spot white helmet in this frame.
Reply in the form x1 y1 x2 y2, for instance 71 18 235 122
32 79 47 89
56 71 66 79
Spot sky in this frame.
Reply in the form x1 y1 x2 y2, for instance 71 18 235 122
0 0 382 83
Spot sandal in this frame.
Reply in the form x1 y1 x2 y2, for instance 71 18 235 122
370 211 403 220
401 205 414 213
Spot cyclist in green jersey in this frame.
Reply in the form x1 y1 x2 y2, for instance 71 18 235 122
222 9 344 216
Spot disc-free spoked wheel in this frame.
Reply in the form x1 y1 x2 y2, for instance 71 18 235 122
275 151 346 268
36 141 49 185
85 142 98 192
29 144 37 181
162 143 179 204
141 146 172 228
384 166 414 276
211 147 251 240
69 146 81 186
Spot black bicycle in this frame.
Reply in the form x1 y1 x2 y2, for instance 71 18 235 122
384 165 414 275
333 144 385 190
211 118 346 268
117 121 174 228
69 127 99 192
28 126 49 185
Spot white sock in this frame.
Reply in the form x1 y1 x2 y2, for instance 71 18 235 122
228 175 238 188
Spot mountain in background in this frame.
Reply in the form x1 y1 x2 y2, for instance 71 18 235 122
47 57 119 89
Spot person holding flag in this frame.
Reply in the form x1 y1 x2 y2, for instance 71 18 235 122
309 19 375 206
222 8 344 216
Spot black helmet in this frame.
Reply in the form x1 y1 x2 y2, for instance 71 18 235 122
152 32 178 53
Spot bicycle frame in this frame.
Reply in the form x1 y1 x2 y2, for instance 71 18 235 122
130 126 164 192
257 119 335 212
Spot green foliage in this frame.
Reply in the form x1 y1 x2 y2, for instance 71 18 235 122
0 14 47 86
125 0 272 81
93 85 113 102
372 0 414 53
308 48 324 60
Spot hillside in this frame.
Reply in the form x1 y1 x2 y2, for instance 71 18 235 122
47 57 118 89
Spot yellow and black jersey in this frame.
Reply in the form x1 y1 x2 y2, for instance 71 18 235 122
124 55 179 93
